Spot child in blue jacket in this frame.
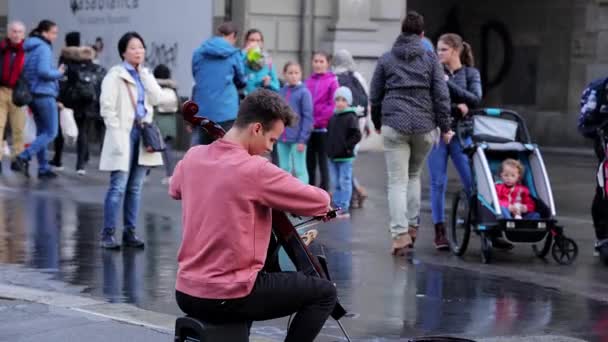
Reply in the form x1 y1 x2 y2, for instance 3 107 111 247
277 62 313 183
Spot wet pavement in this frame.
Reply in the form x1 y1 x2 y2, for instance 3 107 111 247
0 150 607 341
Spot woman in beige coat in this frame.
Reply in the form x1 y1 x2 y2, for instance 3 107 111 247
100 32 168 249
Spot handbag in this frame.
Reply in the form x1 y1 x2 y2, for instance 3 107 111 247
123 78 165 152
12 74 32 106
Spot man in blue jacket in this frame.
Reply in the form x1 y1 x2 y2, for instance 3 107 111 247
191 22 246 146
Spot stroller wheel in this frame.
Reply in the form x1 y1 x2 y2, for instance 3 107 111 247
480 232 492 264
449 190 471 256
551 237 578 265
532 233 553 259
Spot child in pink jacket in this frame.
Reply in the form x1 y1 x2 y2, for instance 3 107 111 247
305 51 339 191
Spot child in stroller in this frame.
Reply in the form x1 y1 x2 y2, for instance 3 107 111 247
496 159 540 220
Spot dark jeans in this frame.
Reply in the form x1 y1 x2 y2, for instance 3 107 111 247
175 236 337 342
593 186 608 240
52 115 92 170
306 131 329 190
190 119 235 146
161 137 175 177
592 138 608 240
176 272 336 342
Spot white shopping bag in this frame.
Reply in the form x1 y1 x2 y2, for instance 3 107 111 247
23 106 36 147
60 107 79 145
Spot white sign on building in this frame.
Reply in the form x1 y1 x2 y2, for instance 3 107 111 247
9 0 213 95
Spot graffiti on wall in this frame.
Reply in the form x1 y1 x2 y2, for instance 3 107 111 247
145 42 179 69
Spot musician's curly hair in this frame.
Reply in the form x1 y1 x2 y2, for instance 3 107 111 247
235 89 297 131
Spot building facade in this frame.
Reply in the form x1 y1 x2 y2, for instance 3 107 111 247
2 0 607 147
215 0 608 147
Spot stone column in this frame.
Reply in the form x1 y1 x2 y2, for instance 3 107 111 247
322 0 379 58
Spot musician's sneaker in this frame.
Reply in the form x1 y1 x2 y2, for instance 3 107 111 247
122 227 145 248
336 211 350 219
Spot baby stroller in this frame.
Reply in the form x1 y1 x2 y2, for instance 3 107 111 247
448 108 578 265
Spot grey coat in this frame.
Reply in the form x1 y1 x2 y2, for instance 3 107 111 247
370 34 451 134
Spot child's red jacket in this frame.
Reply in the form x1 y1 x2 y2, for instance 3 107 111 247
495 183 536 212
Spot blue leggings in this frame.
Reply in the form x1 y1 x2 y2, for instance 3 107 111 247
427 137 473 224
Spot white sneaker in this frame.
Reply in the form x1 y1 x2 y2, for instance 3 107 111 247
51 165 65 172
76 169 86 176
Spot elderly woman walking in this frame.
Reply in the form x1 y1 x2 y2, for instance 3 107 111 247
332 49 371 208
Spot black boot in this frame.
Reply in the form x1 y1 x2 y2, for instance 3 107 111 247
38 170 58 180
12 156 29 178
122 228 145 248
100 228 121 249
434 223 449 250
597 240 608 265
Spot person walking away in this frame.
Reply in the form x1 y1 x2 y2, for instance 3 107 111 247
53 44 106 175
0 21 27 173
152 64 180 185
191 22 246 146
98 32 171 249
370 12 452 256
305 51 338 190
577 74 608 262
13 20 65 179
427 33 482 250
277 61 313 183
326 87 362 218
332 48 371 208
50 31 81 171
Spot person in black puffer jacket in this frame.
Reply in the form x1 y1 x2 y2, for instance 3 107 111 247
370 11 452 256
52 43 106 175
427 33 482 250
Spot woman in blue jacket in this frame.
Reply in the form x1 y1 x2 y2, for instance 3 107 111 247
242 29 280 95
14 20 65 179
191 22 246 146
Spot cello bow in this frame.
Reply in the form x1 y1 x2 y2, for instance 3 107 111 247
181 101 352 340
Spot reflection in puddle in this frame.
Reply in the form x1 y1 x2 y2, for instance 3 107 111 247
0 192 605 340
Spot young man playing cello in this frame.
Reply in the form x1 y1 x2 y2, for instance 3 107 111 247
170 89 337 341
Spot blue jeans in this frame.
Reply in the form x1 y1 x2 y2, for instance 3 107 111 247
427 137 473 224
103 126 149 231
329 160 353 212
19 96 58 172
501 206 541 220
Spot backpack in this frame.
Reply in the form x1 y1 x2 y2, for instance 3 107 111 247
578 77 608 138
337 71 368 118
63 64 101 108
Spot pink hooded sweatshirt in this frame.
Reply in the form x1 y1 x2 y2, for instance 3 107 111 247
305 72 339 129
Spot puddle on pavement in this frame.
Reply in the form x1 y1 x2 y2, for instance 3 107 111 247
0 192 605 341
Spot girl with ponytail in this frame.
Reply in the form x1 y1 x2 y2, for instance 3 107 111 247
425 33 482 250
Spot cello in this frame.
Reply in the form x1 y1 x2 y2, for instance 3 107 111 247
176 100 352 341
